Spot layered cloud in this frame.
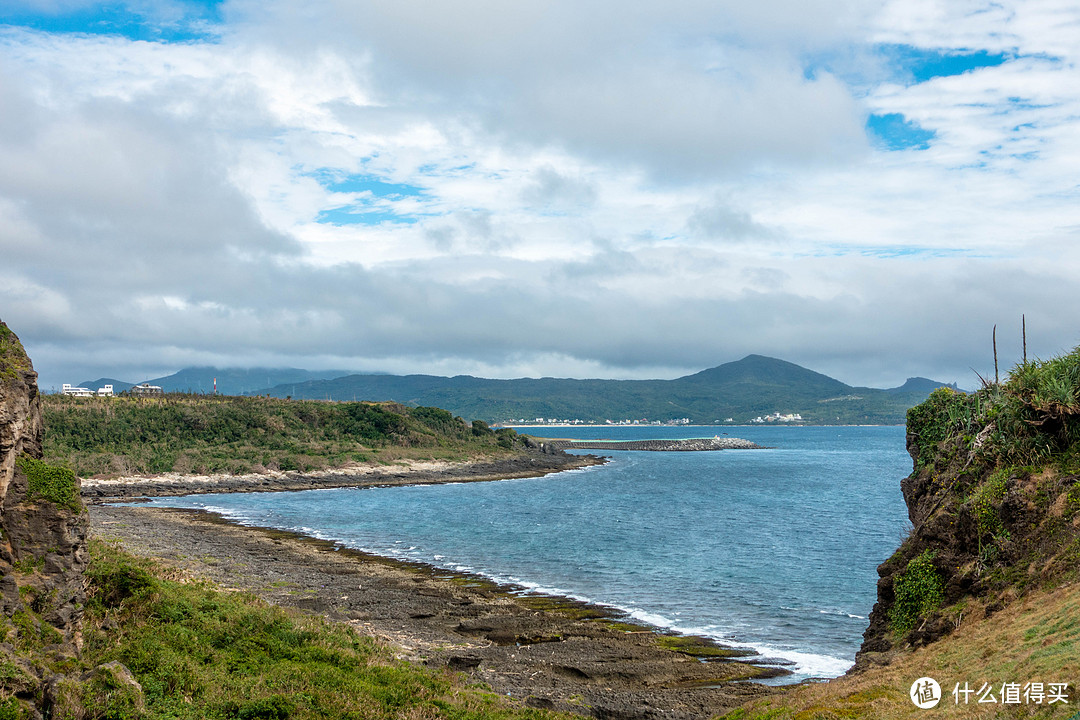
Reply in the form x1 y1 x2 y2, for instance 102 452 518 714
1 0 1078 391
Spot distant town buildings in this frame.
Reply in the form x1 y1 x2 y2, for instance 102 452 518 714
61 382 165 397
61 383 114 397
750 412 803 423
508 417 694 426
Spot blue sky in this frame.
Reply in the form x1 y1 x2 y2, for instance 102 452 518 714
2 0 1078 390
0 0 224 42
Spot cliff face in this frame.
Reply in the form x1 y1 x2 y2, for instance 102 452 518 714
0 321 89 713
856 355 1080 669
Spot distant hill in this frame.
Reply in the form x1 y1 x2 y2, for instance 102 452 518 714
81 368 356 397
254 355 960 425
885 376 960 395
77 378 136 394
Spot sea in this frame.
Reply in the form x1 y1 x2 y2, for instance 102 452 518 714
133 425 912 683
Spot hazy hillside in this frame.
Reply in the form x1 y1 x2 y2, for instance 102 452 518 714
80 367 357 396
256 355 958 425
69 356 959 424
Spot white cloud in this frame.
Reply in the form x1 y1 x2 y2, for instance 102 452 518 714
1 1 1079 392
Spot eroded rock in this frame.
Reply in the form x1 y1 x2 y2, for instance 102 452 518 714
0 320 89 715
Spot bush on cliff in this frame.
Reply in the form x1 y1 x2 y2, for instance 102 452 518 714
907 347 1080 472
14 456 82 512
887 550 945 636
0 323 32 380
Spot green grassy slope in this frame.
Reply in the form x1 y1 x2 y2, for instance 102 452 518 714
11 540 566 720
41 394 527 478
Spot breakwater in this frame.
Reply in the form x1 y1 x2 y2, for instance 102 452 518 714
544 437 763 452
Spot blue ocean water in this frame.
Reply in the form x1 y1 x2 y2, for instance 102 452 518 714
135 425 911 682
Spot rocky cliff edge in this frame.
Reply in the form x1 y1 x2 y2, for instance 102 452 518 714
856 349 1080 669
1 320 89 716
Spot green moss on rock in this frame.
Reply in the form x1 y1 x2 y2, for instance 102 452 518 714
14 455 82 512
888 550 945 636
0 323 31 381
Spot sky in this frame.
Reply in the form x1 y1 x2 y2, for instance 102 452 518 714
1 0 1078 392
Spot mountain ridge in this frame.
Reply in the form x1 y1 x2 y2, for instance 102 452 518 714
256 355 959 425
74 355 960 425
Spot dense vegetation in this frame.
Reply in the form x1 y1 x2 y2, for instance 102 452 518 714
254 355 948 425
14 456 82 511
42 394 526 478
4 541 561 720
908 347 1080 472
0 322 31 380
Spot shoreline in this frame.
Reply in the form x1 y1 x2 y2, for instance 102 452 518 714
91 503 781 720
84 451 791 719
81 450 605 501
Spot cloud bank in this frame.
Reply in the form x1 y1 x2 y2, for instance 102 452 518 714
1 0 1079 390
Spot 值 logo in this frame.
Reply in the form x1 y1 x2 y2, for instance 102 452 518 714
911 677 941 709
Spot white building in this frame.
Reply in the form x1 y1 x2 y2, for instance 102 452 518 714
61 383 94 398
130 383 164 395
96 385 114 397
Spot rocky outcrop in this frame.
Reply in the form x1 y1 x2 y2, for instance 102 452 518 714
0 320 90 714
79 452 604 501
855 383 1080 670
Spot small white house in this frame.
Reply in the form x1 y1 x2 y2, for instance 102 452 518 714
96 384 114 397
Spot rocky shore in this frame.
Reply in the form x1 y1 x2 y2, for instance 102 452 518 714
81 452 604 502
91 504 779 720
79 445 786 718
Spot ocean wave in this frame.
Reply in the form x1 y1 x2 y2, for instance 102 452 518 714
739 645 853 678
819 609 865 619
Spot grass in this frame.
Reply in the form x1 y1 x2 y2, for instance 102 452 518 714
40 394 531 479
908 347 1080 473
721 582 1080 719
653 634 749 659
12 540 571 720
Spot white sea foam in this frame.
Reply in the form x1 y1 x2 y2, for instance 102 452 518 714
744 646 853 678
626 608 679 629
819 609 865 619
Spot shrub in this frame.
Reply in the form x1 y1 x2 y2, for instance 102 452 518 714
906 345 1080 472
969 468 1009 537
14 456 81 511
906 388 976 468
0 323 31 380
42 395 526 477
889 550 945 635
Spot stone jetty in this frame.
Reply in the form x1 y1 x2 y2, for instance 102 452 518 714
544 437 764 452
